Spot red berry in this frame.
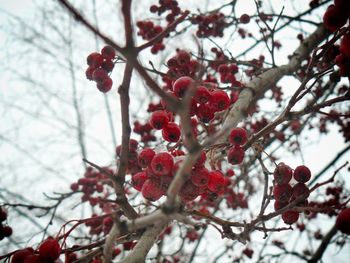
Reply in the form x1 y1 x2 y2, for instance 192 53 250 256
273 163 292 185
293 165 311 183
138 148 155 167
11 248 35 263
273 184 292 203
239 14 250 24
218 64 229 74
132 171 148 191
149 110 169 130
227 145 245 165
38 238 61 261
3 226 13 237
179 180 200 202
141 179 164 201
323 5 348 32
208 170 226 194
176 51 191 65
0 208 7 222
85 66 95 80
196 103 215 123
194 86 212 104
334 0 350 11
340 33 350 58
282 210 299 224
191 167 210 187
129 139 139 152
87 52 103 68
97 77 113 93
151 152 174 176
274 201 288 211
211 90 230 111
70 182 79 192
92 68 108 84
101 45 116 60
173 76 193 97
292 183 310 200
242 248 254 258
229 127 248 145
23 254 41 263
336 208 350 234
162 122 181 142
150 5 158 13
102 59 115 72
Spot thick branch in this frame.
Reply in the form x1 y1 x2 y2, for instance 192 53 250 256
218 24 329 144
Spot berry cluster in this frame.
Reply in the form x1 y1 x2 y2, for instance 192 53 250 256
85 46 116 93
323 0 350 78
133 120 156 143
85 214 115 236
10 237 61 263
131 149 231 202
137 0 182 54
136 21 165 54
164 50 200 83
0 207 12 241
70 167 110 207
191 12 227 38
273 163 312 225
217 63 242 87
149 0 181 23
227 127 248 165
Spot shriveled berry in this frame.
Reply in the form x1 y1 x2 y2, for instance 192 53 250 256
38 238 61 261
293 165 311 183
273 163 292 185
138 148 155 167
208 170 226 194
227 145 245 165
273 184 292 203
151 152 174 176
149 110 169 130
131 171 148 191
162 122 181 142
336 208 350 234
292 183 310 200
101 45 116 60
229 127 248 145
141 179 163 201
282 210 299 224
173 76 194 97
